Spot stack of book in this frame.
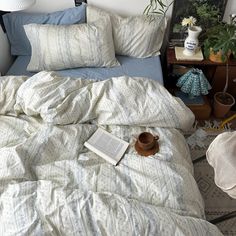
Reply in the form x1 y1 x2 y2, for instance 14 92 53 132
175 47 204 61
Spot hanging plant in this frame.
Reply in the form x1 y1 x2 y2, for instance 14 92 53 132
143 0 174 16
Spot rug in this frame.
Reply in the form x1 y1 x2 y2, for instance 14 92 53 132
194 160 236 236
184 121 236 236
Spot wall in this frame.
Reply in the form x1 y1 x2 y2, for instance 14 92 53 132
88 0 150 17
25 0 75 13
88 0 236 20
14 0 236 18
224 0 236 22
0 0 236 74
0 26 12 74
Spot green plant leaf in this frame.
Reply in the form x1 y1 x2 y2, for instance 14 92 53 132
143 0 174 16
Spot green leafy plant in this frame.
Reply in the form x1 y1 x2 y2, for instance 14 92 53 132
204 22 236 109
203 22 236 63
143 0 174 16
193 2 219 31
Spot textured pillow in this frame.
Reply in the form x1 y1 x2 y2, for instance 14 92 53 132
3 4 86 56
24 20 119 71
87 5 166 58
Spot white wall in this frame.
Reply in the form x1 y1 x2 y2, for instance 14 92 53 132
1 0 235 24
88 0 236 21
25 0 75 13
224 0 236 22
88 0 150 16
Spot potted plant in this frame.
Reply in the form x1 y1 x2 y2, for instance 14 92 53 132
203 22 236 118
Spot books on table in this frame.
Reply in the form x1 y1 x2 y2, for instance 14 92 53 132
175 47 204 61
84 128 129 165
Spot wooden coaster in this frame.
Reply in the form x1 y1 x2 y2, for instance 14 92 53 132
135 141 159 157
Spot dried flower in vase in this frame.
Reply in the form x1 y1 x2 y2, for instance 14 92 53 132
181 16 197 28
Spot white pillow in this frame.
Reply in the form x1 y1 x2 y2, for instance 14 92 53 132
87 5 167 58
24 19 119 71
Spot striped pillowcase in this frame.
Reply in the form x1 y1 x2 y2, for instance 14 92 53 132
24 19 119 72
87 5 167 58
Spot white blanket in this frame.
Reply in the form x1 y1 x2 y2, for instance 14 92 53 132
0 72 222 235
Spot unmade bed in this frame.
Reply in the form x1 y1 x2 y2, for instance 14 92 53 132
0 2 223 236
0 71 223 235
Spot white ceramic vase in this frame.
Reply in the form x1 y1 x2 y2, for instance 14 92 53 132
183 26 202 56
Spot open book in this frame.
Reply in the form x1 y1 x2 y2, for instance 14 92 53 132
84 128 129 165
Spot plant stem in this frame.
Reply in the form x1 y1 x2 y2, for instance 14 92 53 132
223 61 229 94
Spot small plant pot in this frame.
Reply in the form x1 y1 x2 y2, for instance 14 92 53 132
208 49 231 63
213 92 235 118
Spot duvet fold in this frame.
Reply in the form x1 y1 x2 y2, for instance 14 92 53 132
12 71 194 131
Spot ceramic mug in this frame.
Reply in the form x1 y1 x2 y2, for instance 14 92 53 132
137 132 159 151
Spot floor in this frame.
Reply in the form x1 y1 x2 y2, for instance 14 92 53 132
185 115 236 235
194 159 236 236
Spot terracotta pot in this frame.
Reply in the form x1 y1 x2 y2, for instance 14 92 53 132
209 49 230 63
213 92 235 118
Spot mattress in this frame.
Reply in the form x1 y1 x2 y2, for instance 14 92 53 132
7 55 164 84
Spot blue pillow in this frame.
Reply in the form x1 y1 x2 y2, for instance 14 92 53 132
3 4 86 56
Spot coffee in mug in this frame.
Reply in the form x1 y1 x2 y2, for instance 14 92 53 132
137 132 159 151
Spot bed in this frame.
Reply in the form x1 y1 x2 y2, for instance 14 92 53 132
0 2 223 236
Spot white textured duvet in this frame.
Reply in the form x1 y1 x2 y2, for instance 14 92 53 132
0 72 222 236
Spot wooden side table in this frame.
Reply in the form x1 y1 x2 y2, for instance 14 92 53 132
166 47 236 97
166 47 236 118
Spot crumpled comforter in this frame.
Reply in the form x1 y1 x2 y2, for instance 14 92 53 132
0 71 222 236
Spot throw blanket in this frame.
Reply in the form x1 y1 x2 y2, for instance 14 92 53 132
0 72 222 236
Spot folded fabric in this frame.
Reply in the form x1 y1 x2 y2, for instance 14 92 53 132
87 5 166 58
24 19 119 71
206 131 236 199
3 4 86 55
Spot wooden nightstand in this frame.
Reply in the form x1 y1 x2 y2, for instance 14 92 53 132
166 47 236 98
166 47 236 119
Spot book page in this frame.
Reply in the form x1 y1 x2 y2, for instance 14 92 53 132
85 128 129 164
